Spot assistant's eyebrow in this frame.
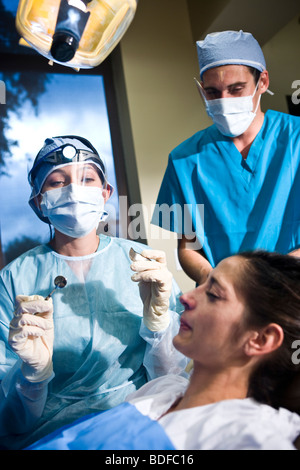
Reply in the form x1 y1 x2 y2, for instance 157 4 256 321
203 81 248 93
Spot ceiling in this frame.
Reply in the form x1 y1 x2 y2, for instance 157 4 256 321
187 0 300 45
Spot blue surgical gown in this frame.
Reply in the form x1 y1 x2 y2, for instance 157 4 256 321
151 110 300 267
0 234 186 449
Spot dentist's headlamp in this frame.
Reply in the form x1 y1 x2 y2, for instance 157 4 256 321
28 144 106 186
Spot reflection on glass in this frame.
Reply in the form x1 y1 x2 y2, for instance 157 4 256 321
0 71 119 265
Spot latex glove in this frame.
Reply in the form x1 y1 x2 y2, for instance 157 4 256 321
9 295 54 383
130 249 172 331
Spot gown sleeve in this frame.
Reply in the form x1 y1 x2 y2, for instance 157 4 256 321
0 273 52 438
139 278 189 380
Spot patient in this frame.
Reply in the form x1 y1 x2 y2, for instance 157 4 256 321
28 250 300 450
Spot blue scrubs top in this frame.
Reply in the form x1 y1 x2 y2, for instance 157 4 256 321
152 110 300 267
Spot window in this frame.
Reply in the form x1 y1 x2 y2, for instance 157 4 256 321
0 0 138 267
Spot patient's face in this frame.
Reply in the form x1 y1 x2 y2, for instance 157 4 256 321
174 256 250 369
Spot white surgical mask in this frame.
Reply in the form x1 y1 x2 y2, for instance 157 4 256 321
203 81 261 138
40 183 108 238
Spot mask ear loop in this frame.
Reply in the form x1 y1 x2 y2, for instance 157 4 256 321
194 77 205 98
252 79 262 114
194 77 210 110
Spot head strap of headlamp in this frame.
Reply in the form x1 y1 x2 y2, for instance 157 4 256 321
28 144 105 186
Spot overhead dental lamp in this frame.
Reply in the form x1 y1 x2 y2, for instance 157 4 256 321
16 0 138 69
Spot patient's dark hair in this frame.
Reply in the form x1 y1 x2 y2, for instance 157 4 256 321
237 250 300 411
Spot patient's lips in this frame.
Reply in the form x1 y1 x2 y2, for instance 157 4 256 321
179 317 192 332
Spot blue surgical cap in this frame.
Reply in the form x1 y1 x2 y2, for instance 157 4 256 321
197 30 266 80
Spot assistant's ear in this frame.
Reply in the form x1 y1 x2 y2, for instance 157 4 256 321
244 323 284 357
259 70 270 95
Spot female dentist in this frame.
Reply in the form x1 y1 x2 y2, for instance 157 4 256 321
0 135 187 449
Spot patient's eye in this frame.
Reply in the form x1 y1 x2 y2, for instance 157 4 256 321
206 291 219 302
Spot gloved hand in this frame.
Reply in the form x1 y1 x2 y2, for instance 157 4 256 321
130 249 172 331
9 295 54 383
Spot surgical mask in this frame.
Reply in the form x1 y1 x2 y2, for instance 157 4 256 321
40 184 108 238
202 81 261 138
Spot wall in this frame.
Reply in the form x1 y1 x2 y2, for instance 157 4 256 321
119 0 300 293
119 0 211 293
262 15 300 114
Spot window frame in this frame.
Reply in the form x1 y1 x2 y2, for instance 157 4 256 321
0 45 146 269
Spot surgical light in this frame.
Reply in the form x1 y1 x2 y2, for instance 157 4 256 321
16 0 138 70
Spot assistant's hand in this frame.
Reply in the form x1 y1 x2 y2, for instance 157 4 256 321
130 249 172 331
9 295 54 383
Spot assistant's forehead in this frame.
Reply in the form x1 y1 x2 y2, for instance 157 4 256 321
202 64 253 86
